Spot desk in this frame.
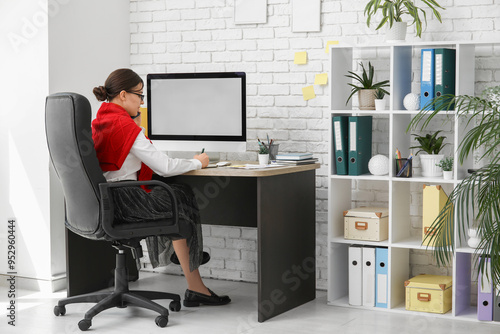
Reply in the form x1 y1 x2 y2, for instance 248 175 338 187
66 162 319 322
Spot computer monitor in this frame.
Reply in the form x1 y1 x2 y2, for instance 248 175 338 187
146 72 246 152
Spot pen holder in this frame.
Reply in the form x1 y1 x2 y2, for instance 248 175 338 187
269 144 279 162
396 158 412 178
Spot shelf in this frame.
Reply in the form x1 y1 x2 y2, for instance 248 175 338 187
391 236 435 250
327 296 391 312
456 247 478 254
328 40 500 325
329 236 389 247
329 174 390 181
330 173 457 184
331 40 500 49
391 174 457 184
330 110 456 116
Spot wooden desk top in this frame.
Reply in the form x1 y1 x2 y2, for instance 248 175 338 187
181 161 320 177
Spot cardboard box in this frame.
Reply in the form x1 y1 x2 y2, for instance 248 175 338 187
344 207 389 241
422 185 450 246
405 274 452 314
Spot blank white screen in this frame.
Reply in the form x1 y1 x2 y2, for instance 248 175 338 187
150 77 242 136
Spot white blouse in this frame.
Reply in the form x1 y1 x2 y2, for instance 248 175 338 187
103 128 202 182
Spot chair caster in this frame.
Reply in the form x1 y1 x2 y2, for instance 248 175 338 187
155 315 168 328
54 305 66 316
78 319 92 331
169 300 181 312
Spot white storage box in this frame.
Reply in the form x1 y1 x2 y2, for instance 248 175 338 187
344 207 389 241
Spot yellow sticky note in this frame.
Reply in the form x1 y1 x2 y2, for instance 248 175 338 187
314 73 328 85
294 51 307 64
302 85 316 101
325 40 339 53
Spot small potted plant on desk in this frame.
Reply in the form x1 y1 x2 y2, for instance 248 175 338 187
409 130 447 177
436 156 453 180
258 142 269 165
345 62 389 110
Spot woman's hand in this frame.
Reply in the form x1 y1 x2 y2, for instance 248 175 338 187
194 153 209 168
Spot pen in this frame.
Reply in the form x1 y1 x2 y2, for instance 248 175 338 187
396 154 413 177
201 148 205 154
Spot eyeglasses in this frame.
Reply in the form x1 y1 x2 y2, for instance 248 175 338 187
131 111 141 120
127 91 145 101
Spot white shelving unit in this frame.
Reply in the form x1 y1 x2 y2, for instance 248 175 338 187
327 41 500 322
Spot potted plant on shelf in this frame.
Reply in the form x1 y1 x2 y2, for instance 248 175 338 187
374 88 388 110
345 62 390 110
408 85 500 287
409 130 447 177
436 156 453 180
364 0 445 41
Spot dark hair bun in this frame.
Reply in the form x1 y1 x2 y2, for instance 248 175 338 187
93 86 108 101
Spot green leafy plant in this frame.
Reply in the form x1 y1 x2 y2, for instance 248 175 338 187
407 85 500 287
436 156 453 171
258 144 269 154
409 130 447 155
364 0 444 38
345 62 390 105
374 88 386 99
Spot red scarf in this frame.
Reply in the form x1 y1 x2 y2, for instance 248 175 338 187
92 102 153 192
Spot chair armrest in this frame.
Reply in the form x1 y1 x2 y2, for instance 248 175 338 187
99 180 180 240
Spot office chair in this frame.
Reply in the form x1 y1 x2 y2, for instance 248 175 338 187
46 93 190 331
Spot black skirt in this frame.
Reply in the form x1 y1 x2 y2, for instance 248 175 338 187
110 177 203 272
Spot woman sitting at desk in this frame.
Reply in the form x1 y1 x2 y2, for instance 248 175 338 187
91 68 230 307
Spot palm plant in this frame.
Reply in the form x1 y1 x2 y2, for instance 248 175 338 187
408 86 500 286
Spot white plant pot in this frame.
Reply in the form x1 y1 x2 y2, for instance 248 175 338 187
386 22 407 43
258 154 269 165
442 170 453 180
375 99 386 111
419 154 444 177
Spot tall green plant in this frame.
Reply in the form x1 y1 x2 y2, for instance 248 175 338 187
408 86 500 286
364 0 444 38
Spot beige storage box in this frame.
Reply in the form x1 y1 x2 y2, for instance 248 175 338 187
343 207 389 241
405 274 452 314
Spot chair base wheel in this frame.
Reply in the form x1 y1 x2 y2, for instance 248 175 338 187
78 319 92 331
54 305 66 316
169 300 181 312
155 315 168 328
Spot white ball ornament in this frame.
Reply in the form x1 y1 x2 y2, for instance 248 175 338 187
403 93 421 111
368 155 389 175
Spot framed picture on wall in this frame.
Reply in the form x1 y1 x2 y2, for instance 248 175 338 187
234 0 267 25
292 0 321 32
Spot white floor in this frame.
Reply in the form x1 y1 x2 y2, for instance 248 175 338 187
2 272 500 334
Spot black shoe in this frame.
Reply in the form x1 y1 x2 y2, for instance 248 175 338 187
170 251 210 265
183 288 231 307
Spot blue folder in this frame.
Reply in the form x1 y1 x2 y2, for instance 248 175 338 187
420 49 435 110
375 247 388 308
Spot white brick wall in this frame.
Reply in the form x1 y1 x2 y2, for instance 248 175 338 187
131 0 500 290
